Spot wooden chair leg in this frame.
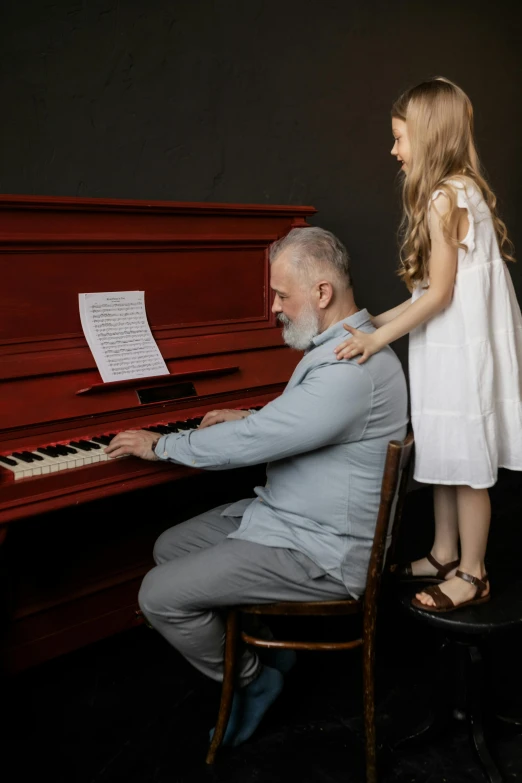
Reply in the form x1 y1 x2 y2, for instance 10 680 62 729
362 636 377 783
206 609 239 765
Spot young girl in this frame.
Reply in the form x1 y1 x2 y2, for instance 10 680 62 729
335 77 522 613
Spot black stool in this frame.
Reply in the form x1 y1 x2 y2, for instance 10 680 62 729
393 579 522 783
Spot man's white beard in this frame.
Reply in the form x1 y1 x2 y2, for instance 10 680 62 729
278 303 320 350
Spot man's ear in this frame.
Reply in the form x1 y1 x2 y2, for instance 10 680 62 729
316 280 333 310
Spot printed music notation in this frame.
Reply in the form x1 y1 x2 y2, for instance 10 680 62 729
79 291 169 383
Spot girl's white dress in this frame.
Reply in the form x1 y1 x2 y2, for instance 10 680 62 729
409 179 522 488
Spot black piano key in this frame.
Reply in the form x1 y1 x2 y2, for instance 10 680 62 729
167 423 180 431
91 436 111 446
54 444 78 456
13 451 35 463
27 451 44 461
0 455 18 466
145 427 163 434
84 440 101 450
37 447 56 458
154 425 172 435
69 441 93 452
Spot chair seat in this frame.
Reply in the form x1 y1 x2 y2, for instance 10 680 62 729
399 580 522 635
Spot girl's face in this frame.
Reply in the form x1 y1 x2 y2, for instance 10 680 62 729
391 118 411 173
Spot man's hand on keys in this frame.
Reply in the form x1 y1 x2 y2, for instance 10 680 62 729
105 429 160 461
199 409 251 429
105 410 251 460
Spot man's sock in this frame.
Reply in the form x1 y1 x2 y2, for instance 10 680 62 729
230 664 284 747
258 648 297 674
209 690 244 746
209 665 284 747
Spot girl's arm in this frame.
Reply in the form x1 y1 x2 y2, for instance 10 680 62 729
370 298 412 328
336 193 459 363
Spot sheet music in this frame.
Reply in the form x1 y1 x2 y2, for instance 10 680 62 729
79 291 169 383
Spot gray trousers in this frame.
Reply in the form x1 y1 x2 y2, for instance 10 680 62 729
138 502 350 687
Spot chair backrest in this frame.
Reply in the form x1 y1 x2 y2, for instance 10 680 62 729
362 431 414 618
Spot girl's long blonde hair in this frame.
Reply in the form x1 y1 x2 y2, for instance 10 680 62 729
392 77 514 291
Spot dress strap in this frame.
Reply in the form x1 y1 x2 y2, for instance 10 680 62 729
430 180 476 256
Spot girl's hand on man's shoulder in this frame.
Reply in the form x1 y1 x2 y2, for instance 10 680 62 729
334 326 384 365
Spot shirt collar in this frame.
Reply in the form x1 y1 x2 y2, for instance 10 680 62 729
310 309 371 349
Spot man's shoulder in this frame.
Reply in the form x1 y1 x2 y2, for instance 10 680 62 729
296 337 405 392
293 344 373 393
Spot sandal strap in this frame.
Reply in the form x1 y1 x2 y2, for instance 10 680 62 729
416 583 455 610
426 552 443 571
426 553 460 579
456 570 488 593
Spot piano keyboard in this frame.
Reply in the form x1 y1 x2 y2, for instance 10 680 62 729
0 407 264 482
0 416 205 481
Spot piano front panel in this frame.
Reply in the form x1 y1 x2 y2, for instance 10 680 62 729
1 243 268 345
0 345 297 432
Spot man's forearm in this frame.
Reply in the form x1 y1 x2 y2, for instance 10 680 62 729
154 363 372 470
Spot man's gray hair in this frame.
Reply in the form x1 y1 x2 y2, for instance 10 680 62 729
269 226 352 289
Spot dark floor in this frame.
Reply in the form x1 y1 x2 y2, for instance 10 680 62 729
3 471 522 783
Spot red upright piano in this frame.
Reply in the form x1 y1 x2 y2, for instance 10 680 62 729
0 195 316 671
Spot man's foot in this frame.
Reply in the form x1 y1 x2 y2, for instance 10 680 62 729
415 570 490 608
209 690 244 746
231 665 284 746
209 664 285 748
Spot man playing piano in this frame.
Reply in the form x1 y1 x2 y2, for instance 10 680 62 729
105 227 408 747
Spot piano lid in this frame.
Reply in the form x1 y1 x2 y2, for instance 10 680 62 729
0 195 316 435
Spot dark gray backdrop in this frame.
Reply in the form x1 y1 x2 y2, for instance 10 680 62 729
1 0 521 366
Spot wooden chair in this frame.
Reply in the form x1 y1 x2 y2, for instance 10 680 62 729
206 431 414 781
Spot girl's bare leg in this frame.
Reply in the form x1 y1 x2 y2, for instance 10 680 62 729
409 485 459 577
415 486 490 607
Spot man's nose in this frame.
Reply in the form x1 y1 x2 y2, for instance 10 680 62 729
271 295 281 314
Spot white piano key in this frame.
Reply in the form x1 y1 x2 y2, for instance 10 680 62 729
9 464 33 480
27 451 54 475
58 449 86 469
0 418 207 481
37 448 80 472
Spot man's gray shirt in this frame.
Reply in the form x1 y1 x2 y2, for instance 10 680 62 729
154 309 408 597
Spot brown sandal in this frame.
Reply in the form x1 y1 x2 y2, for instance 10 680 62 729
411 570 490 613
390 552 460 584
